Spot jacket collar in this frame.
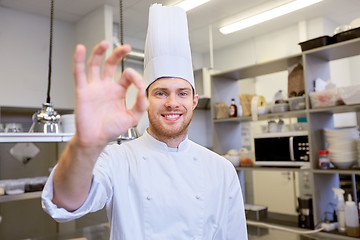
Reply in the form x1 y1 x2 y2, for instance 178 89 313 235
142 130 190 152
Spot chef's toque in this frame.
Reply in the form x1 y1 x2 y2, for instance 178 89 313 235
144 3 195 91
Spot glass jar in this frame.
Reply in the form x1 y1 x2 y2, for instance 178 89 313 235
318 150 330 169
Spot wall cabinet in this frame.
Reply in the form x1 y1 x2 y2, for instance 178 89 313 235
210 38 360 239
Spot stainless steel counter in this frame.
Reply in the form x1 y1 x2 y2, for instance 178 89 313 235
248 224 357 240
24 222 356 240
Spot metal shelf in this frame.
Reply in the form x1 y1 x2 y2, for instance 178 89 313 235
236 166 311 172
213 110 307 123
309 104 360 114
0 133 73 142
213 104 360 123
303 37 360 61
212 54 302 80
0 191 42 203
313 169 360 175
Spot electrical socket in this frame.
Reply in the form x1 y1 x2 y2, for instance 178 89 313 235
321 222 338 231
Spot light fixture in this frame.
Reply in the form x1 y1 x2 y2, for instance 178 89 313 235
29 0 61 133
219 0 323 34
116 0 140 143
173 0 211 12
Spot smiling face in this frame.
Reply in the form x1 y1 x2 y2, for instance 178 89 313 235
147 77 198 147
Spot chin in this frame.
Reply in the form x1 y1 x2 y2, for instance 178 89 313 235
150 121 189 139
161 126 187 137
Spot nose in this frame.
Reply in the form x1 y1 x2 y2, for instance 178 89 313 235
165 93 179 109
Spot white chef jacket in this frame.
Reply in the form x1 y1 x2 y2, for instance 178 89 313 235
42 131 248 240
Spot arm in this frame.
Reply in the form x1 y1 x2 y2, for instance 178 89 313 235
52 41 148 211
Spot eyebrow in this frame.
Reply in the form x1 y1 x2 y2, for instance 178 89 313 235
151 87 192 93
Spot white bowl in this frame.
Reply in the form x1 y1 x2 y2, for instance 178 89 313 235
329 149 357 154
328 143 357 149
329 152 357 159
324 127 359 138
328 145 357 153
224 155 240 167
330 156 358 163
326 134 358 141
61 114 76 133
330 160 355 169
257 106 268 115
325 134 358 142
330 156 358 162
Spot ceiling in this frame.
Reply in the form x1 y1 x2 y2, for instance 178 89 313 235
1 0 360 53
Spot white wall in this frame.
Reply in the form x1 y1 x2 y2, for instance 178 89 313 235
205 25 300 72
0 7 76 109
76 5 114 59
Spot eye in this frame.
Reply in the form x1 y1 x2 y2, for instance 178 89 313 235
179 91 190 97
154 91 166 97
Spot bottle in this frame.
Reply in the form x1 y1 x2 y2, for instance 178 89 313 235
344 194 360 237
229 98 237 117
318 150 330 169
332 188 346 232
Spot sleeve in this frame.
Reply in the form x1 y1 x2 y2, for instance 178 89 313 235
41 147 115 223
226 167 248 240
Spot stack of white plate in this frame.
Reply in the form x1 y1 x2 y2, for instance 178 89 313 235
324 127 359 169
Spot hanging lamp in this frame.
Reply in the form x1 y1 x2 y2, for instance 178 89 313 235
29 0 61 133
117 0 140 143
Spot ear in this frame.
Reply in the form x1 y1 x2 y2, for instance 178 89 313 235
192 94 199 110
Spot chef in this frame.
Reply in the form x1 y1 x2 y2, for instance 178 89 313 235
42 3 248 240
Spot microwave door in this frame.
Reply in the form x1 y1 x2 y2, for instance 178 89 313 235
292 136 310 162
289 136 295 161
255 137 291 162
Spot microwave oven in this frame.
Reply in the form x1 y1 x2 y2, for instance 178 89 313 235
254 131 310 167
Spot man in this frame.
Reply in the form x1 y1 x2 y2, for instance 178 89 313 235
42 4 247 240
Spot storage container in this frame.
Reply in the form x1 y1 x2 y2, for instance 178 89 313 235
5 180 25 195
213 102 229 119
245 204 268 221
338 84 360 105
309 88 342 108
288 96 306 110
299 36 334 51
239 150 254 167
271 103 289 113
25 177 47 192
334 27 360 43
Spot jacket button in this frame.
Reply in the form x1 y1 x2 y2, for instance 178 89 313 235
193 157 197 161
146 195 152 200
195 195 200 200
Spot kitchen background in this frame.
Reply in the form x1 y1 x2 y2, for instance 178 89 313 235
1 0 360 239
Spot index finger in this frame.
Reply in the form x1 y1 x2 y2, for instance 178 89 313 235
117 68 145 91
119 68 149 124
102 44 132 80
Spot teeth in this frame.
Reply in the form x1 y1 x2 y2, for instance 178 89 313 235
164 114 180 119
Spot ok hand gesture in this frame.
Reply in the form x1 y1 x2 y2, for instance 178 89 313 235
73 40 149 148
